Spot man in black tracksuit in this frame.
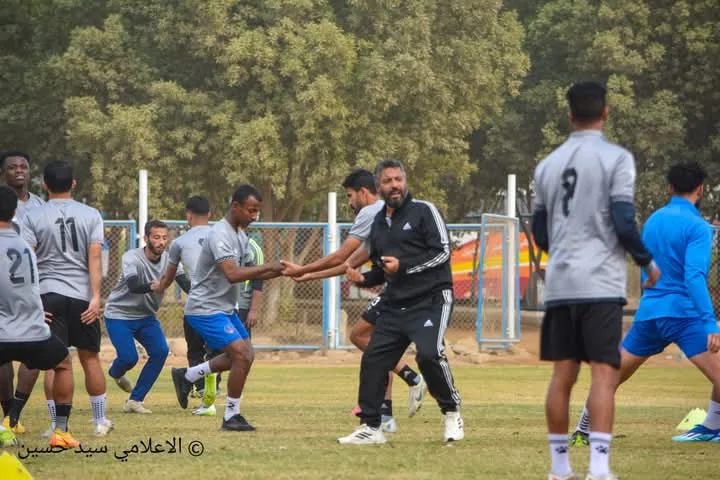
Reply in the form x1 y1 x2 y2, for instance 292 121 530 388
337 159 464 445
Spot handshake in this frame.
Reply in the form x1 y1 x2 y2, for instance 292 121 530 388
271 256 400 284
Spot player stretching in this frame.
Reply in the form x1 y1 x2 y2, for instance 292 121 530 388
282 169 426 431
20 160 113 437
570 162 720 445
105 220 185 413
532 81 659 480
167 185 283 431
156 196 221 413
0 185 79 449
0 150 45 435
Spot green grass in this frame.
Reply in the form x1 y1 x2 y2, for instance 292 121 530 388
5 363 718 479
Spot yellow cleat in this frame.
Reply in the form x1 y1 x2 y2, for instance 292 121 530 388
2 417 25 435
49 429 80 449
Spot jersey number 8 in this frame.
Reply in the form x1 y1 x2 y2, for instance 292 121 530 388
561 168 578 217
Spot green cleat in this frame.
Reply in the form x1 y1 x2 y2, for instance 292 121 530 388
202 373 217 408
0 428 19 447
570 430 589 446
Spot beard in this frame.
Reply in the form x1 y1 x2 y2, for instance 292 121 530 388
382 189 406 208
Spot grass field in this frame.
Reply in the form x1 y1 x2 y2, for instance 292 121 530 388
3 351 717 480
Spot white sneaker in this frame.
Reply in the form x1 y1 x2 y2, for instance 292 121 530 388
381 416 397 433
408 375 426 417
443 411 464 442
114 375 133 393
586 474 618 480
192 405 217 416
337 424 387 445
124 400 152 414
94 419 114 437
548 473 580 480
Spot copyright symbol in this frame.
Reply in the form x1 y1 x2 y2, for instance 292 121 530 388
187 440 204 457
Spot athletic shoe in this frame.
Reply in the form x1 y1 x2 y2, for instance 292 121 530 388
40 425 55 438
0 428 19 447
381 416 397 433
671 424 720 442
548 474 580 480
443 411 464 442
171 367 193 409
50 429 80 448
585 474 618 480
221 414 256 432
202 373 217 408
2 416 25 434
114 375 133 393
124 400 152 414
193 405 217 416
570 430 590 446
337 424 387 445
408 375 427 417
94 419 114 437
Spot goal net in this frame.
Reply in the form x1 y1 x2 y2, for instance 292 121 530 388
475 214 521 350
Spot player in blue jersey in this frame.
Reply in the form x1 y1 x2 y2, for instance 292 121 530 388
570 161 720 446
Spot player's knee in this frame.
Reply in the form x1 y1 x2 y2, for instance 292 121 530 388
149 341 170 360
118 350 139 369
415 349 440 368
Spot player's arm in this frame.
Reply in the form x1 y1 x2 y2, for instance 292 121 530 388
684 223 716 325
299 245 370 281
81 214 104 324
531 167 550 253
285 236 364 277
396 203 450 275
608 153 656 271
158 242 186 292
212 231 282 283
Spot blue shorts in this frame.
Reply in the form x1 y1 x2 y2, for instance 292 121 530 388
184 311 249 351
622 317 720 359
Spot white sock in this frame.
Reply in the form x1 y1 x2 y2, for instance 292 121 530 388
576 406 590 434
548 433 572 476
224 396 241 421
589 432 612 476
90 394 107 425
702 400 720 430
186 362 211 383
47 400 56 429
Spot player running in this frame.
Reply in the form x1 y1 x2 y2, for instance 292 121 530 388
570 162 720 445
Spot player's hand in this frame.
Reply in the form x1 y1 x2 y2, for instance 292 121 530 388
292 273 314 283
81 297 101 325
44 311 53 324
280 260 303 277
246 309 259 328
150 280 161 292
380 256 399 275
345 263 364 284
708 333 720 354
642 263 661 288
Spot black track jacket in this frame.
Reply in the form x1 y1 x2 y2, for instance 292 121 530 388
358 192 453 307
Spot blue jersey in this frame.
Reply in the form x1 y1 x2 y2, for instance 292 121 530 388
634 197 715 324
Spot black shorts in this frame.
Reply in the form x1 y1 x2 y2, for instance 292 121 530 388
360 296 385 326
0 336 69 370
41 293 101 353
540 302 623 369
